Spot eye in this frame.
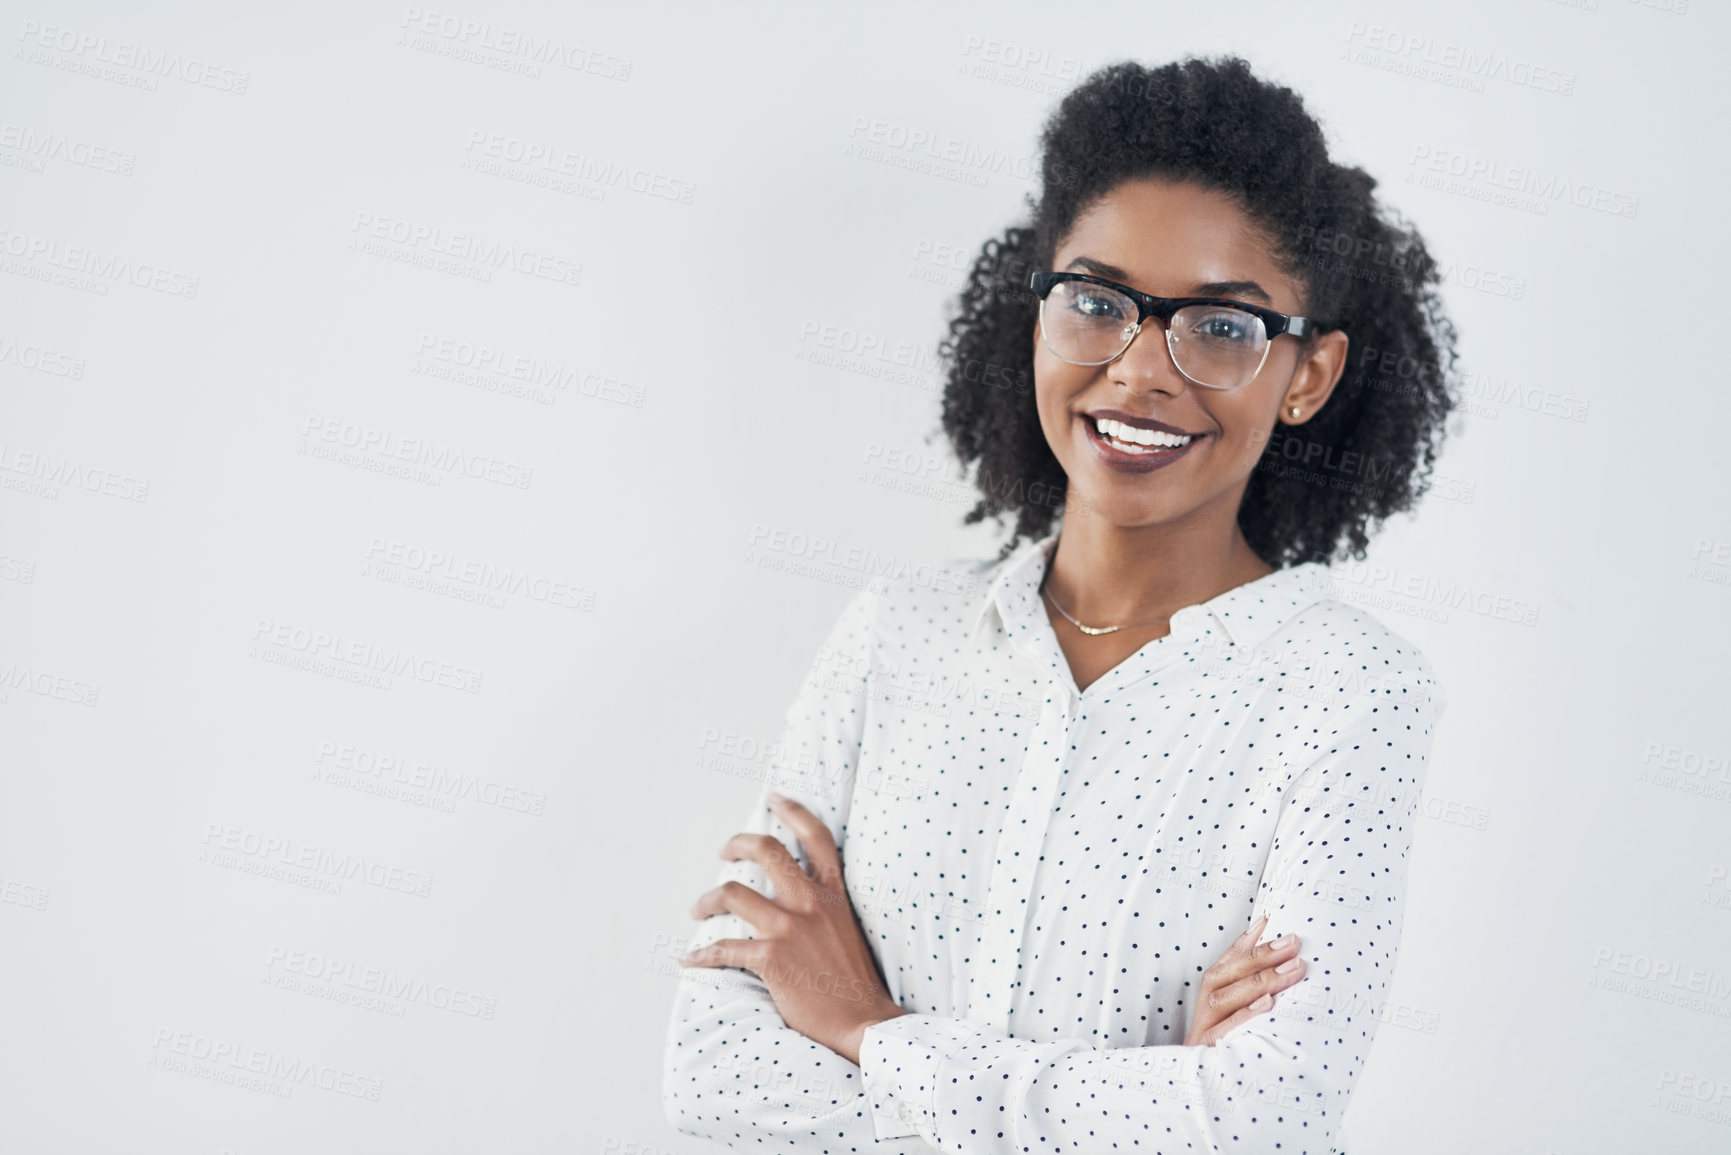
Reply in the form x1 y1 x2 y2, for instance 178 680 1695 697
1068 291 1127 320
1189 309 1256 342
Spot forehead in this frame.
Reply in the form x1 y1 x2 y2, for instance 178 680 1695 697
1056 177 1290 297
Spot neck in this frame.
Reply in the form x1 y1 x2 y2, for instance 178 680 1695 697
1043 493 1274 627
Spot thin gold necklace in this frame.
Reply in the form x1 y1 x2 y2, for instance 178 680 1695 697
1039 567 1168 636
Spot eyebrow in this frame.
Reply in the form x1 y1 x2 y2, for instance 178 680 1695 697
1063 255 1275 306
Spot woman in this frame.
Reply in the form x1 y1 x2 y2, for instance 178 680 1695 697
665 55 1455 1154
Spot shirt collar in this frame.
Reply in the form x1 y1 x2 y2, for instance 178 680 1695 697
970 528 1332 652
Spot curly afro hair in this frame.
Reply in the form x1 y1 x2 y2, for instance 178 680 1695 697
938 55 1458 567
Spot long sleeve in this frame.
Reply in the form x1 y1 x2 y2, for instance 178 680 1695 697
855 675 1446 1155
661 583 936 1152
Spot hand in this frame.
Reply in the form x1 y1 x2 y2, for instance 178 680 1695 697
678 792 907 1065
1183 914 1307 1047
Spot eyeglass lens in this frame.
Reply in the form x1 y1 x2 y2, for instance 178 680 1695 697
1040 280 1270 389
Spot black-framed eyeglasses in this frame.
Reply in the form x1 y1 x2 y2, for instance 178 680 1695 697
1028 270 1319 391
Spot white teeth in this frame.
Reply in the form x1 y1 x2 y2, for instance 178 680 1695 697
1094 416 1194 450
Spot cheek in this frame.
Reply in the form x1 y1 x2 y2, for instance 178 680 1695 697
1034 369 1085 451
1034 389 1066 450
1031 359 1060 424
1215 404 1281 470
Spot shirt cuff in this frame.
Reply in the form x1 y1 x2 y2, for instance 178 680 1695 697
859 1013 976 1142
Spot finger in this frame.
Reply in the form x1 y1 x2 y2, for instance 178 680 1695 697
1198 992 1278 1046
767 792 844 893
720 831 814 902
1204 915 1270 976
1208 929 1301 987
1236 914 1270 950
678 938 765 973
690 879 787 931
1208 955 1307 1017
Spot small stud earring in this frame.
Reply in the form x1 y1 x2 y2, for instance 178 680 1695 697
1288 406 1301 418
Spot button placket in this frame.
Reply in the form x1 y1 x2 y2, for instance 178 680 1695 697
965 679 1074 1033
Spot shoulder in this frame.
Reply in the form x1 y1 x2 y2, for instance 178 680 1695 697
1265 587 1449 721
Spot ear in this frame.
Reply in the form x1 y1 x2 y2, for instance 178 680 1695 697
1279 329 1350 424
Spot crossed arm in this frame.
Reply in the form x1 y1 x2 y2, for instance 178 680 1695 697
662 589 1440 1152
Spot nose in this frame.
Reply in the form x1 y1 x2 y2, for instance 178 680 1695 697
1109 317 1189 398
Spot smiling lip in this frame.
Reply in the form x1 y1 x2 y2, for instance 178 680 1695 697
1080 410 1208 475
1084 409 1205 437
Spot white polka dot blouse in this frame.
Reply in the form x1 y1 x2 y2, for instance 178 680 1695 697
663 527 1447 1153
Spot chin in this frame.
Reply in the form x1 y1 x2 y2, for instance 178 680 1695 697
1066 486 1181 526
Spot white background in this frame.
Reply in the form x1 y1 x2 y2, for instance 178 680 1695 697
3 1 1728 1152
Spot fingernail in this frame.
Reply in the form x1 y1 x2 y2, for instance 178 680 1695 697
1270 934 1293 949
1251 993 1273 1010
1276 958 1302 974
767 792 786 807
